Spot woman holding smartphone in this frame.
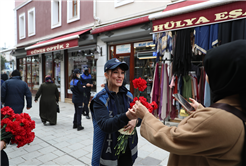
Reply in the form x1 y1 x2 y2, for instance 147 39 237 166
129 40 246 166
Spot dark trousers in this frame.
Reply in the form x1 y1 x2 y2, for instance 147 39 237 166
118 145 133 166
73 103 82 126
83 91 91 116
1 150 9 166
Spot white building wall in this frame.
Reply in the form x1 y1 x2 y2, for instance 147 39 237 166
96 36 107 93
95 0 170 26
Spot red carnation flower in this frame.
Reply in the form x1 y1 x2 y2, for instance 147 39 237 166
132 77 147 92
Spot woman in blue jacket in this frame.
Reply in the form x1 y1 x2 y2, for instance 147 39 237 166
90 58 140 166
70 69 84 131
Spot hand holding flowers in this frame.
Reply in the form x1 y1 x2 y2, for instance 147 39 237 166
1 106 35 148
116 77 158 157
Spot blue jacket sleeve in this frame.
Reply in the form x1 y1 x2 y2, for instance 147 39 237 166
25 83 32 108
1 81 7 103
93 99 129 133
78 81 84 93
80 77 87 86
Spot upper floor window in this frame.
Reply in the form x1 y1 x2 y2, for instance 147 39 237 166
51 0 62 29
67 0 80 23
114 0 134 8
28 8 35 37
19 13 26 40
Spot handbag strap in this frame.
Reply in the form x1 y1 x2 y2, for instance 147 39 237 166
210 103 246 165
211 103 246 121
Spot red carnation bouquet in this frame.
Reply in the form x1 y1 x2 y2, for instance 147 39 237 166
115 77 158 156
1 106 35 148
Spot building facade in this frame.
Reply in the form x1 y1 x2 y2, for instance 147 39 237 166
13 0 96 102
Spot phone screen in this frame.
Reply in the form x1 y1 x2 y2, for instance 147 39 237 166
173 93 195 111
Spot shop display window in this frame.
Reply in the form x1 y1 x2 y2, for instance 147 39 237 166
32 56 39 91
134 41 156 102
18 56 40 93
67 50 97 96
45 55 53 77
54 62 61 90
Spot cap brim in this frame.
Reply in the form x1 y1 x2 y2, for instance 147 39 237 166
109 63 129 71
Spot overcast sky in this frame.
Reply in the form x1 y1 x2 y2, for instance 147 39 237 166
0 0 15 49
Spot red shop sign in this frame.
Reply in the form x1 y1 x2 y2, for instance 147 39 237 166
152 1 246 33
26 39 78 56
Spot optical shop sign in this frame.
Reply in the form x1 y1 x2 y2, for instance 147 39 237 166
152 1 246 33
26 39 78 56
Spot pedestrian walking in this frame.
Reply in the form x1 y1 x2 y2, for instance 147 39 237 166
81 68 93 119
1 70 32 114
90 58 140 166
70 69 84 131
34 75 59 125
2 73 9 81
129 40 246 166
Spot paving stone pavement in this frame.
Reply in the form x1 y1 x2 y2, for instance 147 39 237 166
4 97 170 166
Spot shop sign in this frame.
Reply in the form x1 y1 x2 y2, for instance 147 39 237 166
27 39 78 56
152 1 246 33
116 44 131 54
134 41 154 47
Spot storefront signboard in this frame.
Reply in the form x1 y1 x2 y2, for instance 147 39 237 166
26 39 78 56
152 1 246 33
134 41 154 47
116 44 131 54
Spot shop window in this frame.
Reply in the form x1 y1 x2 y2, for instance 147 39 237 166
19 13 26 39
32 56 39 91
114 0 134 8
67 50 97 96
28 8 35 37
45 54 53 77
18 57 40 94
67 0 80 23
134 41 156 102
51 0 62 29
18 58 26 82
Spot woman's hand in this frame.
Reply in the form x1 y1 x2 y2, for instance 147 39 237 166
131 100 149 119
35 100 38 103
1 141 6 150
126 109 137 120
189 98 200 111
123 119 137 133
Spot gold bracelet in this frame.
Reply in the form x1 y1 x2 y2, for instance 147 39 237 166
3 142 6 149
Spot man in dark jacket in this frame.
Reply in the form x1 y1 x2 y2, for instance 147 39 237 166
81 68 93 119
1 70 32 113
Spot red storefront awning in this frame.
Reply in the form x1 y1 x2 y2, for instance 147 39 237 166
152 1 246 33
25 29 90 56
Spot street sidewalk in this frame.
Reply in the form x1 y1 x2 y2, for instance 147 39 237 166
4 98 170 166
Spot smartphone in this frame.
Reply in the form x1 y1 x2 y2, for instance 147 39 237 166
173 93 195 112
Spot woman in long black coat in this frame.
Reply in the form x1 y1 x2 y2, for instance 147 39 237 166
35 75 59 125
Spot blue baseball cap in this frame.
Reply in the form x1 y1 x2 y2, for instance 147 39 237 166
73 69 81 74
104 58 129 72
